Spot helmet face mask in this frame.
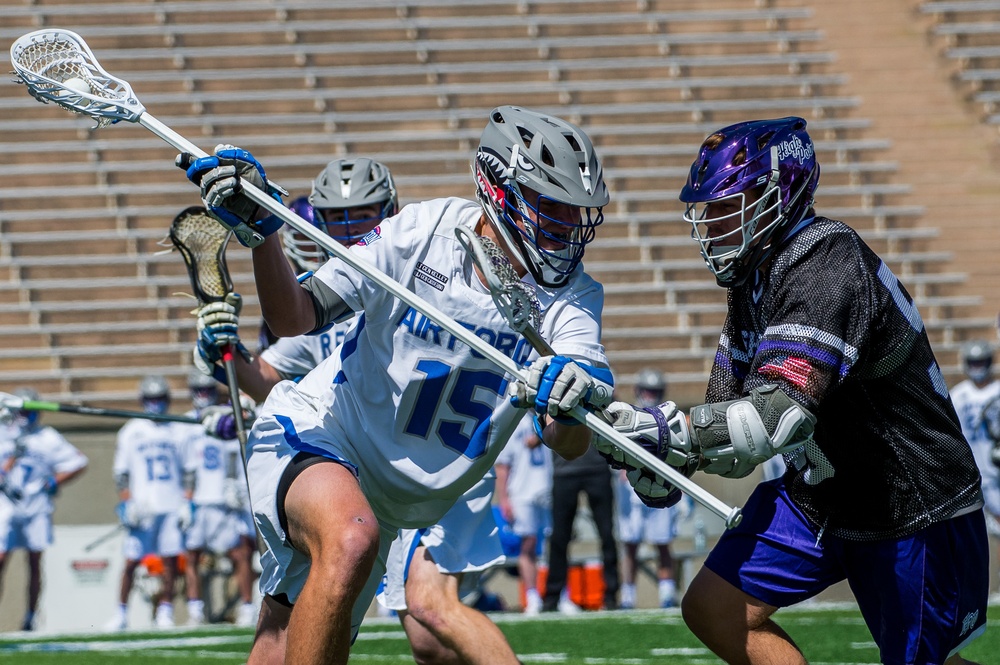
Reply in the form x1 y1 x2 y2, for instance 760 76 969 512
474 106 608 288
680 117 819 288
13 387 39 430
633 369 666 408
188 370 218 411
962 340 994 384
282 159 398 273
139 375 171 416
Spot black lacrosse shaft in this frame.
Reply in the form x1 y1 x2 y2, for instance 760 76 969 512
21 400 199 424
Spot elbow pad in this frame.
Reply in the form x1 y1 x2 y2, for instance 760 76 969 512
114 472 129 492
690 384 816 479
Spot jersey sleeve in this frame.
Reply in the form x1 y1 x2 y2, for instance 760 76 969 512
46 429 88 475
543 272 608 369
260 334 327 380
745 232 871 409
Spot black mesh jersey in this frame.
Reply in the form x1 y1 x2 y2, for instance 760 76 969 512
706 216 982 541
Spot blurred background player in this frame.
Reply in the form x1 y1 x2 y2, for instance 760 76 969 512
953 340 1000 596
193 158 398 402
495 412 553 615
614 369 685 610
0 387 88 631
544 438 619 613
108 375 189 631
180 371 257 627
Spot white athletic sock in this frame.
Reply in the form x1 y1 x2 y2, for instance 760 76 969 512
620 583 636 608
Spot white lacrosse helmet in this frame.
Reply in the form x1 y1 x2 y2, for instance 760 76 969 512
633 369 666 408
474 106 609 287
188 369 218 411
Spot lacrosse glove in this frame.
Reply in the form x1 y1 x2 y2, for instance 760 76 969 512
511 356 614 423
0 473 23 502
200 403 255 441
193 293 251 384
179 145 288 246
116 500 143 529
177 501 195 531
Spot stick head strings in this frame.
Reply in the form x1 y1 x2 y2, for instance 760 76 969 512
169 206 234 305
10 28 145 127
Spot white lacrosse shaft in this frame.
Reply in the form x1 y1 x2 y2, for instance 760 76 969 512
10 29 740 528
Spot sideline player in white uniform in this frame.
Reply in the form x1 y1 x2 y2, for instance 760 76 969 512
0 388 88 631
180 371 257 627
108 375 189 631
183 105 613 665
495 412 553 616
952 340 1000 593
197 157 522 664
612 369 683 609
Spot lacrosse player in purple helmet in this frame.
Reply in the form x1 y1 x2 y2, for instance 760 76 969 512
593 117 987 665
181 106 613 665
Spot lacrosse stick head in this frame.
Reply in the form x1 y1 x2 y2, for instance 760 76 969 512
455 226 543 336
169 206 234 304
10 28 145 128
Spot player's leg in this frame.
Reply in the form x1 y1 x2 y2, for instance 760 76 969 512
185 548 205 624
655 543 677 608
620 542 640 609
401 545 520 665
543 474 579 611
228 538 257 626
843 509 988 665
0 549 8 602
584 470 619 609
154 514 184 627
682 480 839 665
23 550 42 630
280 461 380 665
518 534 541 614
249 594 292 664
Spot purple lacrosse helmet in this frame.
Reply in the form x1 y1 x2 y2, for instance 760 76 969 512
679 116 820 287
280 196 324 274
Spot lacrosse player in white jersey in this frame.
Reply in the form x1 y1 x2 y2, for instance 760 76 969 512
196 157 522 663
180 371 258 626
183 105 612 665
108 375 189 631
0 388 88 631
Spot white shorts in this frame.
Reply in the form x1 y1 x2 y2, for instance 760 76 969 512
0 512 52 553
247 413 398 641
123 513 184 561
615 476 676 545
377 476 505 612
185 505 249 554
509 496 552 540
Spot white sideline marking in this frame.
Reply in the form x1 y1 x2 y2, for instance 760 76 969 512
0 634 248 652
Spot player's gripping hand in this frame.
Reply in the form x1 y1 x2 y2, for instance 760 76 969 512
594 401 698 473
511 355 613 422
625 467 687 509
200 400 255 440
0 473 23 502
193 293 251 383
116 500 143 529
177 145 288 246
177 501 195 531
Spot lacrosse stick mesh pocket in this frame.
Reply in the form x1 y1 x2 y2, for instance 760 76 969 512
169 207 234 304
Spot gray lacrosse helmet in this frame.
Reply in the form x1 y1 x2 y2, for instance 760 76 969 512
474 106 609 287
962 339 993 383
139 374 171 415
13 387 40 429
634 369 666 408
188 369 218 410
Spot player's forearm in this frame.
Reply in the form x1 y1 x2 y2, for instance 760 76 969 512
252 235 316 337
541 419 590 460
235 354 284 404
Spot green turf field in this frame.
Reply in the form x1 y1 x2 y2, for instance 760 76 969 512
0 604 995 664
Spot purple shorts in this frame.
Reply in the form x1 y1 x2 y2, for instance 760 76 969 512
704 479 988 665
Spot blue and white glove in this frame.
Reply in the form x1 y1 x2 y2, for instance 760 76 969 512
511 355 613 423
177 501 195 531
193 293 251 384
115 500 143 529
42 476 58 497
178 145 288 247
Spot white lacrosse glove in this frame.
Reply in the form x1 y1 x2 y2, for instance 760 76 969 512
223 479 244 511
511 355 614 423
594 401 698 471
177 501 195 531
194 293 251 383
116 500 144 529
691 384 816 479
179 145 288 246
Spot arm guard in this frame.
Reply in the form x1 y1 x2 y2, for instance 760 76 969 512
690 384 816 479
114 472 129 493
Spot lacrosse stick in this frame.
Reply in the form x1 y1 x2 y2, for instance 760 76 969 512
168 206 249 461
454 226 741 528
0 392 199 425
83 524 125 552
10 28 740 528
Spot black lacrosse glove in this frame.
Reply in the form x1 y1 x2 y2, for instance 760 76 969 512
179 145 287 247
